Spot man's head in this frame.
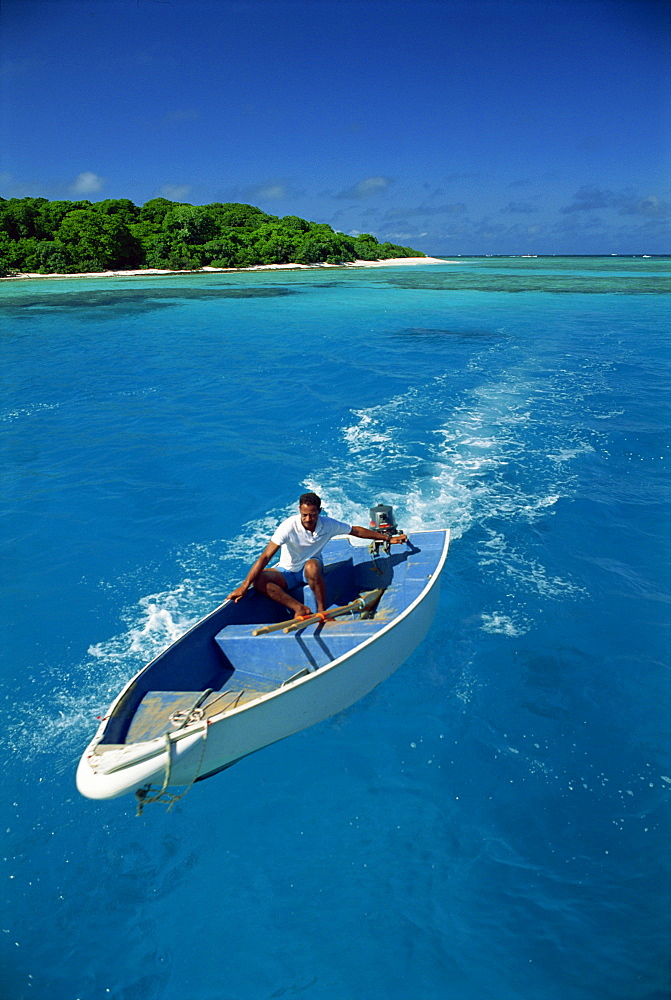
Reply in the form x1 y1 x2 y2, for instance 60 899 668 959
299 492 321 532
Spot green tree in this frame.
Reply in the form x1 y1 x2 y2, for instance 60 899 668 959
144 234 205 270
201 236 243 268
280 215 310 233
294 231 354 265
378 241 422 259
138 198 179 226
56 209 141 271
0 231 18 275
91 199 140 226
251 223 298 264
30 241 76 274
162 205 218 245
0 197 49 239
0 234 56 274
128 220 160 258
36 200 92 239
207 202 273 231
352 233 382 260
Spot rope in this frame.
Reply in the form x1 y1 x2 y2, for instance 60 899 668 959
369 544 385 575
135 732 173 816
169 705 205 727
168 689 213 730
135 722 209 817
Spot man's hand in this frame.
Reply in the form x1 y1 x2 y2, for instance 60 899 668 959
227 584 249 603
226 541 280 604
350 526 409 545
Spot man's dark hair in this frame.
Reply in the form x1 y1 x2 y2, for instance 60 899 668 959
299 492 321 509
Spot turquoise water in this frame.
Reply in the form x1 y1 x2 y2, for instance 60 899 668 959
1 258 669 999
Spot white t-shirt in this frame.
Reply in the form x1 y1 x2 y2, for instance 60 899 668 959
271 514 352 572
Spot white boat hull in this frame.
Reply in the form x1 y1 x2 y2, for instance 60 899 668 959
76 529 449 803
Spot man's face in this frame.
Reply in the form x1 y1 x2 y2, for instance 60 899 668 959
299 503 320 533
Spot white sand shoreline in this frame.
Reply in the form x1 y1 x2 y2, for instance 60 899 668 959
0 256 449 282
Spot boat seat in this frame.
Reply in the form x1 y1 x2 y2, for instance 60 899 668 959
214 617 386 684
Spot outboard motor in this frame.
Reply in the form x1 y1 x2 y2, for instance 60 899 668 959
369 503 400 555
369 503 398 536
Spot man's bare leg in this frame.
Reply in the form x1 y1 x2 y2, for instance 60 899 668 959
303 559 327 613
253 569 311 618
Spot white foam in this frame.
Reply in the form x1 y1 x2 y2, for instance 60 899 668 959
342 413 394 453
312 355 598 609
88 590 198 665
478 529 586 599
3 523 298 763
0 401 60 423
480 612 531 637
454 663 483 704
547 443 595 463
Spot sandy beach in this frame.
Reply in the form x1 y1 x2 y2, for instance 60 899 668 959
0 257 449 282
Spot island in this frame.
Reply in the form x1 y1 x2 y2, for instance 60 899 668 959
0 197 428 278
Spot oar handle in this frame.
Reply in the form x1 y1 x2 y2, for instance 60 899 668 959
251 611 318 636
281 601 361 634
251 589 383 636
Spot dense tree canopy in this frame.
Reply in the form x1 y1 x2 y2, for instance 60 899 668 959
0 197 423 276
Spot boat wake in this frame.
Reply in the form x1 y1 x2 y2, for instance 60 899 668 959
307 346 598 621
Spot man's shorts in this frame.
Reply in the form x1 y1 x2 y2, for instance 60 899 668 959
275 557 323 591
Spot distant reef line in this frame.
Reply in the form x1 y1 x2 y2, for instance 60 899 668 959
0 196 428 278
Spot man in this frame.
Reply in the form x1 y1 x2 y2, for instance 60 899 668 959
227 492 408 619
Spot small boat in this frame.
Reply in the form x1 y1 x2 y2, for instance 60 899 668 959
76 515 450 810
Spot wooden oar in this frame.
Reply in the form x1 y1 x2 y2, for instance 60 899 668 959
252 589 384 636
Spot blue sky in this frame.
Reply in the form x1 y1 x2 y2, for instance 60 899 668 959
1 0 669 255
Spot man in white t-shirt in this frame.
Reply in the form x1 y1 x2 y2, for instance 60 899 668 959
227 491 407 619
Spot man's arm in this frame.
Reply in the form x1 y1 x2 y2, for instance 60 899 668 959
350 525 408 545
227 540 280 602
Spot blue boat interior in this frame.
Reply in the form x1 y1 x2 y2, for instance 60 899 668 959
99 533 444 747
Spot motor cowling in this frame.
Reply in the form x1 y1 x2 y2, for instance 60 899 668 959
369 503 398 536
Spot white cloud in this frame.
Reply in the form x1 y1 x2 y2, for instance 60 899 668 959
160 184 192 201
71 171 104 195
560 185 670 220
385 231 429 240
336 176 393 200
619 193 670 220
251 182 288 200
224 179 299 203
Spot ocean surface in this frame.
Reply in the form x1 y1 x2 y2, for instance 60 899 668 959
1 257 669 1000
